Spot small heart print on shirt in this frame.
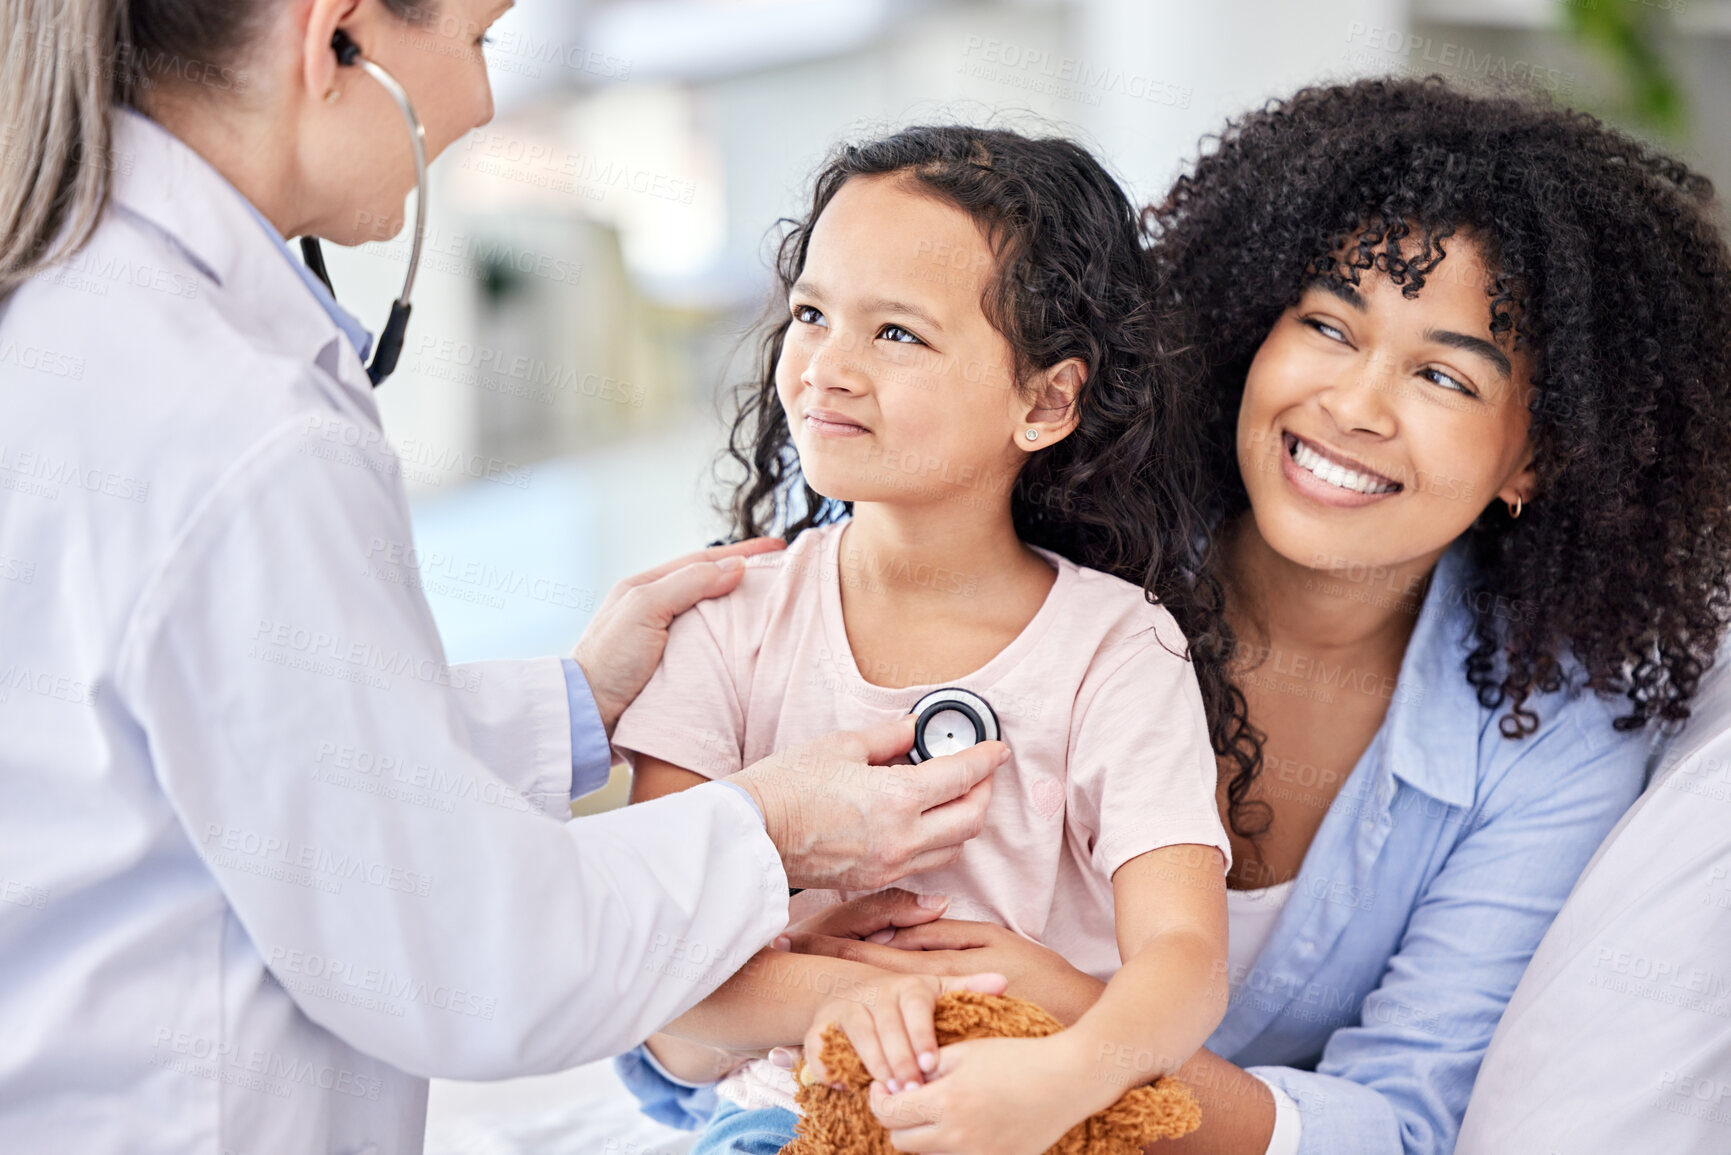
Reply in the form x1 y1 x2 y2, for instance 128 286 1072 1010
1032 778 1064 819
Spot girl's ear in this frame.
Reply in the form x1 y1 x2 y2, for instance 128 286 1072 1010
1013 358 1085 454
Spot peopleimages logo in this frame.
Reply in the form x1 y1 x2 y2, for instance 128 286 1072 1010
957 36 1193 109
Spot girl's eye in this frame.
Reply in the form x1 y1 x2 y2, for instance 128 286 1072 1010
1302 317 1348 343
1420 366 1478 397
878 324 924 346
792 304 826 327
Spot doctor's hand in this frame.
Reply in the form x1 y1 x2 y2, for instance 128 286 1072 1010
572 538 784 733
733 716 1005 892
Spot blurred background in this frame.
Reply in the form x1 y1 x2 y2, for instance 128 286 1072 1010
320 0 1730 1148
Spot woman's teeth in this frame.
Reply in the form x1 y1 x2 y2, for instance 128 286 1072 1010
1290 439 1400 495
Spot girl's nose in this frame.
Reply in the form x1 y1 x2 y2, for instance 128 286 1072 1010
802 330 867 393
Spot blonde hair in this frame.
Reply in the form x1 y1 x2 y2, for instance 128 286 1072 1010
0 0 124 294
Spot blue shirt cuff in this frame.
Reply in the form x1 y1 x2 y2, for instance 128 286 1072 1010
714 780 765 826
613 1043 721 1131
561 658 614 800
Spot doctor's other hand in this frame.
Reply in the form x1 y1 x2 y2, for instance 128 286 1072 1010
572 538 784 733
733 716 1005 892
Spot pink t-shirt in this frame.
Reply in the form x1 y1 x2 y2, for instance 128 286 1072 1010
612 520 1230 1110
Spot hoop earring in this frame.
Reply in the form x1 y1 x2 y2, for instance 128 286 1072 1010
1507 496 1523 519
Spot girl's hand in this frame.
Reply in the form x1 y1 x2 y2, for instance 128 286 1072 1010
803 971 1007 1093
783 915 1106 1026
870 1034 1114 1155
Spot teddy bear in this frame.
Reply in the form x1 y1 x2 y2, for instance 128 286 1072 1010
782 990 1202 1154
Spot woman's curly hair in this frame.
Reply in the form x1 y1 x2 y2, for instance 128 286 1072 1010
720 125 1246 811
1146 76 1731 833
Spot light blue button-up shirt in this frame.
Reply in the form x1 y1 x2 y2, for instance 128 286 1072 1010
615 538 1651 1152
1220 540 1653 1153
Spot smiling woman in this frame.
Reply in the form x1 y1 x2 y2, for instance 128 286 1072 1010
1123 75 1731 1155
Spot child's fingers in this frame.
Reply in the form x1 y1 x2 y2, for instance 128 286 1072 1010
899 985 941 1076
826 1007 894 1089
873 992 929 1091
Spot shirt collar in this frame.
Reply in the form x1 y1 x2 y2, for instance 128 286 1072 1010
109 107 373 367
230 190 374 364
1379 537 1486 809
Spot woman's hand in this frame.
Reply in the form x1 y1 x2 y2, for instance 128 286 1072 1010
869 1033 1116 1155
572 538 784 733
802 971 1008 1093
781 905 1106 1026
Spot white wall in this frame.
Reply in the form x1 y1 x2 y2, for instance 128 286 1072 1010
1074 0 1407 206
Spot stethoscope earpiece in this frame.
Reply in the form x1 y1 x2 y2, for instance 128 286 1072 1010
331 28 362 67
908 687 1000 763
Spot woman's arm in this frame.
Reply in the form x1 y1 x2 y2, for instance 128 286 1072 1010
859 845 1230 1155
1157 1049 1279 1154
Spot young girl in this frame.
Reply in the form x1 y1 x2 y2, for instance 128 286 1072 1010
608 126 1237 1154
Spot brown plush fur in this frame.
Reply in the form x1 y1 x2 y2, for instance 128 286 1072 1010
782 991 1202 1154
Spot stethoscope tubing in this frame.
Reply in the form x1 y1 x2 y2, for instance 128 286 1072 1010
297 33 428 386
352 56 428 308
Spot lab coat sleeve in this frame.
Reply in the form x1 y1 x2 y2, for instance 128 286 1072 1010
111 409 790 1079
1247 704 1646 1155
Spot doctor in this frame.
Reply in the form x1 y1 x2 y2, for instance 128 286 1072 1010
0 0 1004 1151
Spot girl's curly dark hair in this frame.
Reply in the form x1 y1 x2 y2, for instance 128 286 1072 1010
1146 76 1731 821
720 124 1256 830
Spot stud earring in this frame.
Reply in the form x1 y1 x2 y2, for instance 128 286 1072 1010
325 88 341 104
1024 429 1039 441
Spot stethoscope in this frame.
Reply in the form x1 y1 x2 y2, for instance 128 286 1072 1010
298 29 427 387
908 688 1000 762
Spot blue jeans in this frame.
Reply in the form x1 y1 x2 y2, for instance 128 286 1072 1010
687 1100 801 1155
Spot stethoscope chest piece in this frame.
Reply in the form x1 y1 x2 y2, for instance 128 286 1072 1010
909 687 1000 763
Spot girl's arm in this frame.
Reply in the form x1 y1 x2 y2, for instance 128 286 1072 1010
823 843 1229 1155
1064 844 1230 1087
628 752 710 803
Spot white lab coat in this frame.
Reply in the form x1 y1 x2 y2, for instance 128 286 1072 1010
0 110 788 1154
1457 660 1731 1153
